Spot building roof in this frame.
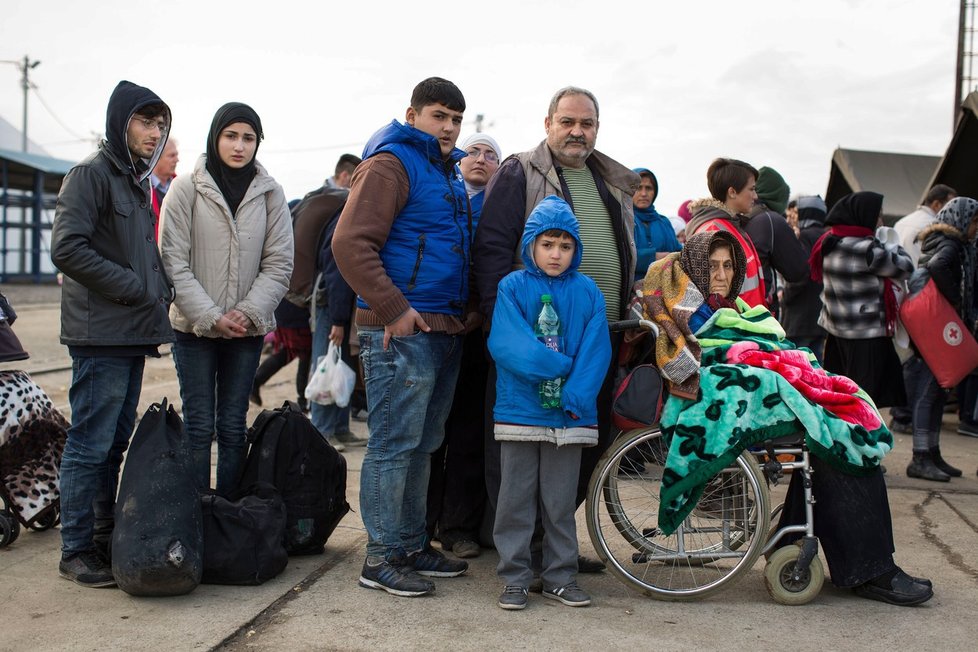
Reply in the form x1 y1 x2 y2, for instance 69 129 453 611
0 147 75 193
824 147 940 222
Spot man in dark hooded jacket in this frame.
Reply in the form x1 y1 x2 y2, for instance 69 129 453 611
744 166 809 318
51 81 175 588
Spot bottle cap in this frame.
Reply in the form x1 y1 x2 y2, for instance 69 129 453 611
541 294 552 302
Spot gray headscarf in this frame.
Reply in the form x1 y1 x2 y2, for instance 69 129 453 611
936 196 978 328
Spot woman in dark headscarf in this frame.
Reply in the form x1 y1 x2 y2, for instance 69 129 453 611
809 191 914 407
903 197 978 481
159 103 294 494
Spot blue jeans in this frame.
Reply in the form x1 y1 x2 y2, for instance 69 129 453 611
172 334 263 494
310 303 351 437
59 356 144 557
358 328 462 558
905 355 945 452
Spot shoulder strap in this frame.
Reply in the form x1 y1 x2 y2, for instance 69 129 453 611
245 407 287 484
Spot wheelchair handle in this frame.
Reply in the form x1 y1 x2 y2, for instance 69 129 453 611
609 319 658 337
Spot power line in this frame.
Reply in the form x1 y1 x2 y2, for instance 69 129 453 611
30 86 89 142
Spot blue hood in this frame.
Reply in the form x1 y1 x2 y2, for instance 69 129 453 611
632 167 664 223
362 119 465 165
520 195 583 276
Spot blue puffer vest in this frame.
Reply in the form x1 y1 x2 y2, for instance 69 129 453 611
357 120 470 316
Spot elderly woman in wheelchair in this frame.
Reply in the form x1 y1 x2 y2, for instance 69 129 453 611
585 230 932 607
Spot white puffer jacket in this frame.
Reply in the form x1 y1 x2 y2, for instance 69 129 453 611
159 154 293 337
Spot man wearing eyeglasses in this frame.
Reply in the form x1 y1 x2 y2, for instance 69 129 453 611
51 80 175 588
473 86 640 575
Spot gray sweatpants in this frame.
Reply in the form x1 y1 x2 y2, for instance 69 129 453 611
493 440 582 589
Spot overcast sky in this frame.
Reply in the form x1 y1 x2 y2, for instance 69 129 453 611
0 0 964 214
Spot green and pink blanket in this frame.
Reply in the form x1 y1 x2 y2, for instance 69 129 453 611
656 304 893 535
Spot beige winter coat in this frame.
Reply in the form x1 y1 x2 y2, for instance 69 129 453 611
159 154 293 337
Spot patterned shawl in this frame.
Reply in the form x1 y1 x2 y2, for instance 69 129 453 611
641 231 746 398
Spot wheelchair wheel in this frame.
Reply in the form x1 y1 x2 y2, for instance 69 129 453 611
764 544 824 605
586 426 770 600
28 506 60 531
0 513 14 548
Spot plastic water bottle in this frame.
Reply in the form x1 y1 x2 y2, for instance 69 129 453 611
536 294 562 409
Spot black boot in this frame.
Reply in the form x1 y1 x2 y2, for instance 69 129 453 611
930 447 962 477
906 451 950 482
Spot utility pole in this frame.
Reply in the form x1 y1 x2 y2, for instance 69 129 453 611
2 55 41 152
19 56 41 152
956 1 978 127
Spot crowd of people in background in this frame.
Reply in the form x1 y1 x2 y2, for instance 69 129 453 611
45 75 978 611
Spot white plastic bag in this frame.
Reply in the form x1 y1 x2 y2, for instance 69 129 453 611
304 342 356 407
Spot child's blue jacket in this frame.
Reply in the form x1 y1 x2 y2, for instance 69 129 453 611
488 195 612 446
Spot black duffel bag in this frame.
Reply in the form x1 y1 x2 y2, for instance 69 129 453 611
200 482 288 585
112 399 203 596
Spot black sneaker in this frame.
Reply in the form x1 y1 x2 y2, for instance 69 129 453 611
957 421 978 437
407 546 468 577
335 430 368 447
358 556 434 597
577 555 606 573
888 418 912 434
543 581 591 607
498 585 529 610
59 551 116 588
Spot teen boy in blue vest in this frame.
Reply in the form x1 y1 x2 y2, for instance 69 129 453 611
333 77 477 597
489 196 611 610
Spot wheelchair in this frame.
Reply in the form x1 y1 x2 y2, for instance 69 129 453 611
586 320 824 605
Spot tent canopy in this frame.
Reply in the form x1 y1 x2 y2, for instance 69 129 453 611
925 91 978 202
825 148 940 223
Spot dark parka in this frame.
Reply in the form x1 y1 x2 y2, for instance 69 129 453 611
912 223 969 307
51 81 175 346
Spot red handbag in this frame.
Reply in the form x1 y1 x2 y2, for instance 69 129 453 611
899 278 978 388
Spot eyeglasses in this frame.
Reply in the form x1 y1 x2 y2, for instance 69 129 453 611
465 148 498 163
134 117 169 134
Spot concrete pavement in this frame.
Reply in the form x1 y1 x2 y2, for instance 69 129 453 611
1 283 977 651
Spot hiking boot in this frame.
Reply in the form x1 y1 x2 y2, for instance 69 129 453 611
543 581 591 607
451 540 481 559
498 585 529 610
906 451 950 482
358 556 434 597
931 447 962 477
59 551 116 588
335 430 368 447
407 545 468 577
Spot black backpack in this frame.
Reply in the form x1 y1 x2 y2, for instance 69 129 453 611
237 402 350 555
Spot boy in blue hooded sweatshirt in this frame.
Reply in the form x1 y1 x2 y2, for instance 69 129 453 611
488 195 612 610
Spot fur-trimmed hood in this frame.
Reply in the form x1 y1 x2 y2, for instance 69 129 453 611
917 221 966 244
685 198 741 235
